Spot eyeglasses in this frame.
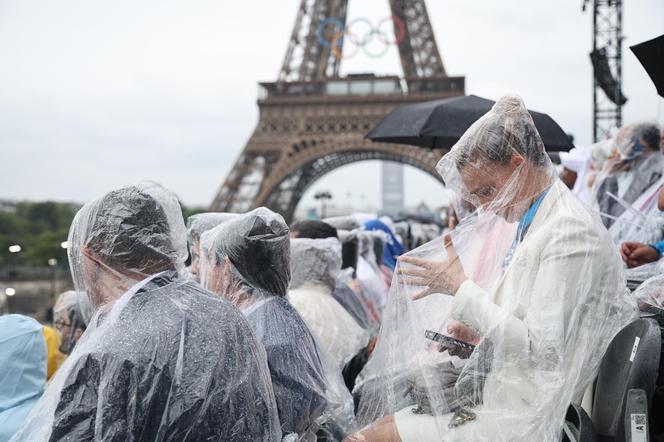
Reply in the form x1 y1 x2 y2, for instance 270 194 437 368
54 320 72 330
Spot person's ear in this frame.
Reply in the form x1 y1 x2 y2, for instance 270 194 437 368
218 256 232 278
510 154 525 167
81 245 103 268
74 328 84 342
222 256 234 274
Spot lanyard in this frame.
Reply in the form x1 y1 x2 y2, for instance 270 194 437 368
515 189 549 243
502 189 550 271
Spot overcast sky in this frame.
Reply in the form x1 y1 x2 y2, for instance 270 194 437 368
0 0 662 211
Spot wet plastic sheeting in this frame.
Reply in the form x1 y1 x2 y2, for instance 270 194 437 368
0 315 46 441
185 212 238 280
633 274 664 313
608 176 664 245
333 269 376 332
354 96 637 441
199 208 355 438
67 182 188 322
355 231 390 316
593 124 664 227
289 238 370 369
13 183 281 441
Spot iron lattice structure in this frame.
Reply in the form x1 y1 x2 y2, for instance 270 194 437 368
211 0 465 221
591 0 624 142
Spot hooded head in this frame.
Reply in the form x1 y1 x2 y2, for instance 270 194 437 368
616 123 661 157
186 212 238 279
436 95 555 223
68 182 187 318
363 219 404 270
289 238 342 291
338 230 359 275
589 140 612 171
199 207 291 305
602 123 662 174
0 315 46 441
290 220 338 239
322 216 360 231
53 290 89 354
559 147 590 189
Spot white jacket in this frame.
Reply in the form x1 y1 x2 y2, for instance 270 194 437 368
445 180 636 440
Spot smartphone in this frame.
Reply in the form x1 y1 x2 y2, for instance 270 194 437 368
425 329 476 351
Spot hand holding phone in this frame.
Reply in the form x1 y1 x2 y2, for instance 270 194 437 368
425 329 475 358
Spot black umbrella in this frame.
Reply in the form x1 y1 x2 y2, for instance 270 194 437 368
630 34 664 98
366 94 573 151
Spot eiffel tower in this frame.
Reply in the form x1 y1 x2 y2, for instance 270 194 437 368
210 0 465 220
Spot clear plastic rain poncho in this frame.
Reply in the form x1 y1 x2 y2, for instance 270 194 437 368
289 238 370 369
0 315 46 441
632 274 664 317
53 290 89 355
337 230 381 331
593 123 664 227
13 182 280 442
334 268 377 332
185 212 238 280
323 216 361 231
199 208 354 440
608 175 664 245
350 96 637 441
291 222 376 332
355 231 390 315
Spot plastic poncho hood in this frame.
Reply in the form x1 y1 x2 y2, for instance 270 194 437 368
200 207 290 298
593 124 664 227
289 237 342 290
186 212 238 255
14 184 281 441
67 181 187 321
289 238 370 368
53 290 89 354
0 315 46 441
200 213 355 438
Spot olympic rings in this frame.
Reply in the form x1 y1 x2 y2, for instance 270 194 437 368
316 15 407 60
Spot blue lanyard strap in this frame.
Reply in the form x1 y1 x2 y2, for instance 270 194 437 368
515 188 550 243
502 188 550 272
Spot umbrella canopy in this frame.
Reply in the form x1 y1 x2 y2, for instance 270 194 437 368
366 95 573 151
630 34 664 98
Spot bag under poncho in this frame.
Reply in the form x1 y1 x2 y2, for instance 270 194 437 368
353 95 637 441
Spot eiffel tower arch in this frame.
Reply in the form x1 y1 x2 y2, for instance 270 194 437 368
211 0 465 220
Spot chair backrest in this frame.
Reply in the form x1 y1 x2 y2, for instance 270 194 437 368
562 403 597 442
592 318 661 441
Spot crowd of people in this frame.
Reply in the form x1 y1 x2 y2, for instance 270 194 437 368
1 95 663 441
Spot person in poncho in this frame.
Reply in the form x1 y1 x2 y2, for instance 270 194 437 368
13 183 280 442
347 95 636 441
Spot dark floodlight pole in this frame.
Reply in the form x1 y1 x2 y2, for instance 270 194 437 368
585 0 625 142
